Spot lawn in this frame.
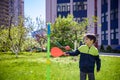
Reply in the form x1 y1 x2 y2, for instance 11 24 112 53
0 52 120 80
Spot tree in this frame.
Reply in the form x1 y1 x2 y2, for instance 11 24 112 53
21 37 40 51
25 16 47 51
51 14 98 49
0 28 10 52
0 15 47 55
34 29 47 48
9 17 27 57
0 16 28 57
34 17 47 48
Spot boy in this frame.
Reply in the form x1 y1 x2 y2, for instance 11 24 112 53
64 34 101 80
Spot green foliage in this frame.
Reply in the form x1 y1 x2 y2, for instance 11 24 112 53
21 37 40 51
100 45 120 53
0 29 10 51
51 15 88 49
100 45 105 52
25 16 47 50
0 16 46 53
106 45 112 52
112 49 120 53
0 17 28 53
51 15 99 49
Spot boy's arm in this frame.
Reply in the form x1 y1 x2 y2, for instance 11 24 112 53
65 49 80 56
95 55 101 72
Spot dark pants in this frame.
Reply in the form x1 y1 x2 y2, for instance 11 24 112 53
80 71 95 80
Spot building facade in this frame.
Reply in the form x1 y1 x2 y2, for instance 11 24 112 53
0 0 24 27
46 0 87 23
97 0 120 49
0 0 9 26
46 0 96 33
9 0 24 25
46 0 120 49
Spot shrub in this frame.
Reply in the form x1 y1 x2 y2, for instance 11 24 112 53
106 45 112 52
112 49 120 53
100 45 105 52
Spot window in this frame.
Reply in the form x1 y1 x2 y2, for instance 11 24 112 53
102 31 104 34
84 2 87 4
57 5 61 12
84 4 87 10
83 2 87 10
102 13 104 17
106 15 108 22
57 3 70 12
73 5 76 11
73 2 87 11
78 2 80 5
77 18 80 22
105 12 108 15
105 12 108 22
74 17 81 22
115 28 118 39
67 4 70 11
105 0 108 4
110 29 115 40
110 10 114 14
115 28 118 32
111 29 114 33
110 14 114 20
73 2 79 11
101 0 104 5
78 5 82 10
116 33 119 39
106 30 108 34
111 34 114 39
102 35 104 40
106 34 108 40
104 16 107 22
101 17 104 22
115 9 118 13
74 18 76 21
73 2 77 11
62 5 65 11
115 12 118 19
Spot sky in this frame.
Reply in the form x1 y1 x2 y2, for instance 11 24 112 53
24 0 45 22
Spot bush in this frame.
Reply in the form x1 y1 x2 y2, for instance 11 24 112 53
112 49 120 53
106 45 112 52
100 45 105 52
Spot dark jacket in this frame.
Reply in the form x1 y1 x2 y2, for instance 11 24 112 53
66 45 101 73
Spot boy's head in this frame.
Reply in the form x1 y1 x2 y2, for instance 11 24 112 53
84 34 96 46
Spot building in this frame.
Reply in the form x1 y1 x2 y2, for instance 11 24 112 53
46 0 57 23
46 0 87 23
46 0 120 49
46 0 96 33
97 0 120 49
9 0 24 25
0 0 9 27
0 0 24 27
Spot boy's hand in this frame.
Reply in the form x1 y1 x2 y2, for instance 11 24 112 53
65 46 71 50
63 52 69 56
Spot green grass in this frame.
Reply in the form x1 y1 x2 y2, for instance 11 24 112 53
0 52 120 80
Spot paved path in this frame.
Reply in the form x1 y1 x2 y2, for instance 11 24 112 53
100 52 120 57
